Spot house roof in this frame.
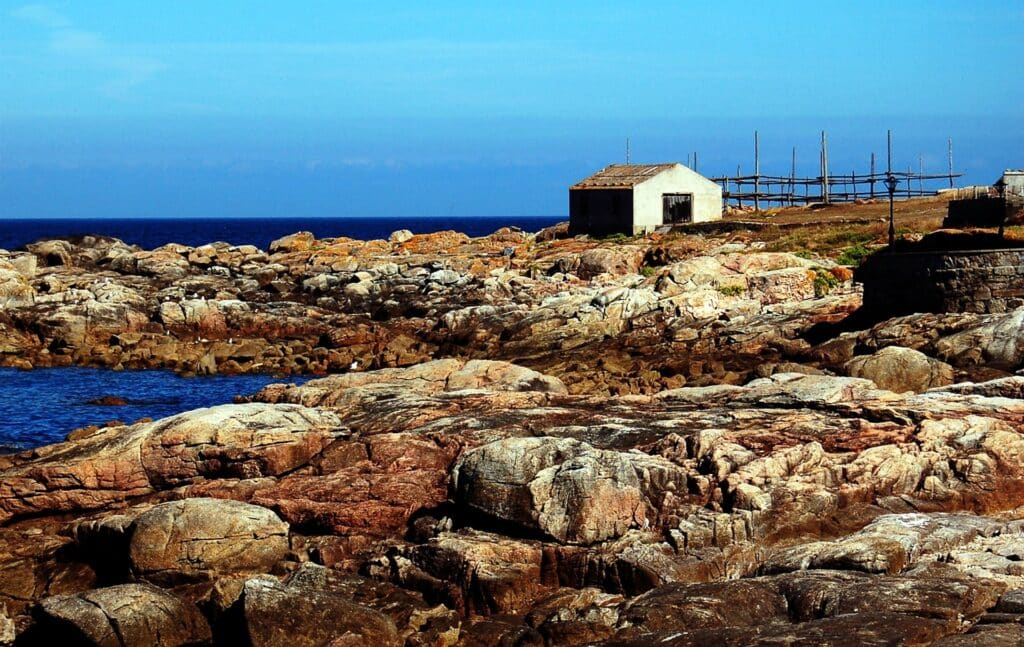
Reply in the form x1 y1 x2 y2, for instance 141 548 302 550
571 164 678 190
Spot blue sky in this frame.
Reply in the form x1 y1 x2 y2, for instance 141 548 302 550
1 1 1022 218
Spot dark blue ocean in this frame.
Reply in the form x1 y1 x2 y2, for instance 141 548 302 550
0 367 301 450
0 216 563 450
0 216 562 251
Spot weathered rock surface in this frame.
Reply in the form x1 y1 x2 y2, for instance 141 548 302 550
844 345 955 392
0 402 344 523
241 577 400 647
9 225 1024 644
0 233 861 394
0 357 1023 643
128 498 289 585
2 357 1024 643
453 437 651 544
32 583 211 646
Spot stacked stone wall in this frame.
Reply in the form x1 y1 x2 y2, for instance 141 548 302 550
856 249 1024 315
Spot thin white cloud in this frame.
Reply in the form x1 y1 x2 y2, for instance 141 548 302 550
11 3 165 99
11 4 69 29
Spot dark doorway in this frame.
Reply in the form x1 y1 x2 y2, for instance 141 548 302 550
663 194 693 224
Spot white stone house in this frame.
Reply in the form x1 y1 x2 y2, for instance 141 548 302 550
996 170 1024 197
569 163 723 236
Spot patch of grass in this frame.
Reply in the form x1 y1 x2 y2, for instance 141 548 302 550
835 242 874 267
640 266 657 277
823 229 875 246
599 232 631 243
812 268 841 297
717 285 746 297
792 249 815 259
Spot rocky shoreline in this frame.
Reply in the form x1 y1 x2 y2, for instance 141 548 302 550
3 224 1024 645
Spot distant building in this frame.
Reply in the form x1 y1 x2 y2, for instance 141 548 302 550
944 169 1024 229
569 163 723 237
996 170 1024 197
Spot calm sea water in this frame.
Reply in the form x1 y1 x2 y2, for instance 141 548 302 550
0 216 562 251
0 216 562 450
0 367 301 450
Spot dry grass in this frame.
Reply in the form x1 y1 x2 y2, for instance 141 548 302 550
724 195 950 260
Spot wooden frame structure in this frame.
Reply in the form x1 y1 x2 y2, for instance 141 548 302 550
705 131 962 209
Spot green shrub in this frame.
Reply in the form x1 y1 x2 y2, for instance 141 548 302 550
836 242 874 266
640 266 657 277
718 285 746 297
812 268 840 297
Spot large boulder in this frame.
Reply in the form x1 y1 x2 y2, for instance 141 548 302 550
390 529 548 616
576 247 645 279
128 498 289 585
34 583 211 647
845 346 955 393
268 231 316 254
934 308 1024 369
452 437 647 544
446 359 568 394
27 240 74 267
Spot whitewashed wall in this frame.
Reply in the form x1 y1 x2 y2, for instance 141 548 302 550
632 165 723 232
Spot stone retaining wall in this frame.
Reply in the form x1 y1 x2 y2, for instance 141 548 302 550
855 248 1024 315
943 195 1024 228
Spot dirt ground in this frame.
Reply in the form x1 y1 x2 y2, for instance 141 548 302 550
696 194 965 260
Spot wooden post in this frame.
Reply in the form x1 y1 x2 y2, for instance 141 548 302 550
948 138 954 188
736 165 742 207
820 130 830 203
694 151 698 173
852 171 858 201
790 146 796 206
918 154 924 195
887 129 895 245
754 131 760 212
870 152 876 198
819 150 825 203
887 130 892 176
